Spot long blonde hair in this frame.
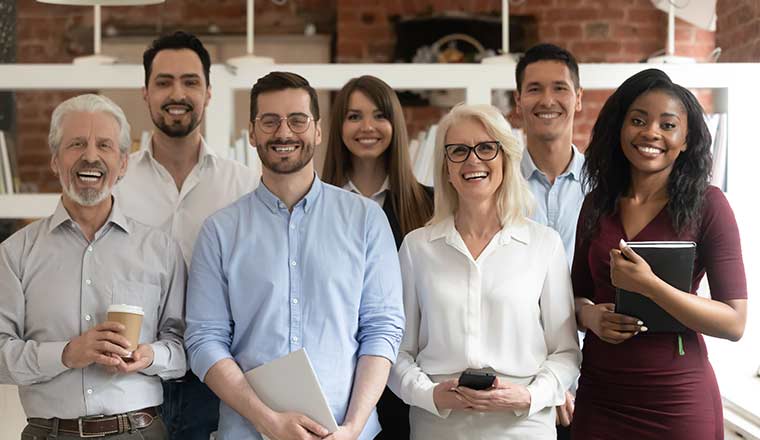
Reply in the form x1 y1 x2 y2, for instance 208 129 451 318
323 75 433 236
430 103 533 226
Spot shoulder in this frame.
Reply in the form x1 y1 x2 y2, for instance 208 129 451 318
124 216 178 251
1 218 48 257
521 218 564 249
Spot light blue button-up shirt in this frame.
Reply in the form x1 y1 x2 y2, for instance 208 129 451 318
521 145 586 266
185 176 404 440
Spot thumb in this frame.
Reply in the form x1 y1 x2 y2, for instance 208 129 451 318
619 239 643 262
299 415 328 437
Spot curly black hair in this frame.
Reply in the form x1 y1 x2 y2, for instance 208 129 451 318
581 68 712 240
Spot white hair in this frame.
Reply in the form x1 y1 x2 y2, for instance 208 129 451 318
430 103 534 227
48 94 131 156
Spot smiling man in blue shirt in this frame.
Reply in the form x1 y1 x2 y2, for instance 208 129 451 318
185 71 405 440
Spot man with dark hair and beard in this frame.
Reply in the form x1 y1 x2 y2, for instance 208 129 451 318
113 31 259 440
184 72 405 440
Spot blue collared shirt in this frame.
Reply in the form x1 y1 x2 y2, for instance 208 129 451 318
185 176 404 440
521 145 586 266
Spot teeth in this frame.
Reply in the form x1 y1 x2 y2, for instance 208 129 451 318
537 112 560 119
77 171 103 178
358 139 379 145
168 108 188 115
273 146 296 153
638 146 662 154
463 171 488 180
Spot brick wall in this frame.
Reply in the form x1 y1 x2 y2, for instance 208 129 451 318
716 0 760 62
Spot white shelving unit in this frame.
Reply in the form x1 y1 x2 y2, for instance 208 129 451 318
1 62 759 437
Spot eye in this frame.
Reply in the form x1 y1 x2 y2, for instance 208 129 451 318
555 85 569 92
374 112 387 120
98 141 112 149
185 79 200 87
155 80 170 87
346 113 361 122
631 117 646 126
661 122 676 130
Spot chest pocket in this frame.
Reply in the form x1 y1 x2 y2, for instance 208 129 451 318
111 280 161 344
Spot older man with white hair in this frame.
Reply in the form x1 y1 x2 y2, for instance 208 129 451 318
0 94 186 439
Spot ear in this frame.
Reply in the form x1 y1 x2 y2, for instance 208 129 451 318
204 85 212 108
117 151 129 180
142 86 148 104
50 154 59 176
314 119 322 146
248 121 257 147
513 90 522 117
575 87 583 113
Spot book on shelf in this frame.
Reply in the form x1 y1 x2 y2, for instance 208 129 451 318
615 241 696 333
0 131 14 195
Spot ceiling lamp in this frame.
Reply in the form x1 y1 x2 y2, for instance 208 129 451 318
647 0 716 64
227 0 275 69
481 0 520 64
36 0 166 64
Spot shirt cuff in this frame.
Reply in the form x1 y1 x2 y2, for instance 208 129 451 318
38 341 70 378
357 338 398 364
190 342 234 382
412 379 451 419
522 381 551 417
141 343 169 376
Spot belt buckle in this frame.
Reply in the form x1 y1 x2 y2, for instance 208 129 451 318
78 415 106 438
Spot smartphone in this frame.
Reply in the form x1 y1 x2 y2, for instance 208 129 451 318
458 370 495 390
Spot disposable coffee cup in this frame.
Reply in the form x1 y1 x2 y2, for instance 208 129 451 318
106 304 144 358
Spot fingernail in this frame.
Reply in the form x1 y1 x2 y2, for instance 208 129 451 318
641 326 648 332
619 238 627 248
637 320 644 326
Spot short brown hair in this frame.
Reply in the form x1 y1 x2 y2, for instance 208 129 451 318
249 71 320 121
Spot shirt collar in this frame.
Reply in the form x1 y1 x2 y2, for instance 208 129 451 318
48 196 131 234
140 135 217 167
343 177 390 198
255 172 323 214
427 215 530 246
520 144 584 182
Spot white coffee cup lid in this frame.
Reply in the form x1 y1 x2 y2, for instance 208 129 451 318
107 304 144 315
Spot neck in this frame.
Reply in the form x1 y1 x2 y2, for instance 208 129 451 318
454 197 501 239
627 169 670 202
61 194 113 242
151 130 202 190
526 135 574 183
349 156 387 197
261 163 315 211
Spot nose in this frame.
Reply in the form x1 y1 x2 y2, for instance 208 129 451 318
641 123 661 140
169 81 186 101
539 89 556 106
465 147 483 164
81 139 100 161
359 117 373 132
274 117 295 137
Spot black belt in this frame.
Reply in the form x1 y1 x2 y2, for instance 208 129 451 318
28 406 158 438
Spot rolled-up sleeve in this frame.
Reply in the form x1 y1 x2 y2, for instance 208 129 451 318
0 239 70 386
356 205 405 362
523 234 581 417
185 218 235 382
143 239 187 379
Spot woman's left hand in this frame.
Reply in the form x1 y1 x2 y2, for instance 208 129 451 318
610 240 657 298
454 377 531 412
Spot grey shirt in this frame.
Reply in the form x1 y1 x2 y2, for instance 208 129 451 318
0 199 186 418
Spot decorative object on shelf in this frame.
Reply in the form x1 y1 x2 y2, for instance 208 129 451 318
647 0 716 64
36 0 165 65
227 0 275 69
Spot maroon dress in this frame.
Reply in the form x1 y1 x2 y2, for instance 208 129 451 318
570 186 747 440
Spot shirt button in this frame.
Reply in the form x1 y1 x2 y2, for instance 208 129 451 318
291 336 298 343
87 246 93 252
85 279 92 285
85 315 92 321
86 388 93 395
291 260 297 267
292 298 299 305
290 224 296 230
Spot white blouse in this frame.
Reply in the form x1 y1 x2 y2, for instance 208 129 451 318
388 216 581 418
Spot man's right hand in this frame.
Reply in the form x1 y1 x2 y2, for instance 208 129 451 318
259 411 329 440
580 303 645 344
433 379 471 412
61 321 132 369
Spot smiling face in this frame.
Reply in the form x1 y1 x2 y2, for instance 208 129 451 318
620 89 688 181
341 90 393 164
515 60 582 145
143 49 210 138
51 111 127 207
249 88 322 176
444 117 504 205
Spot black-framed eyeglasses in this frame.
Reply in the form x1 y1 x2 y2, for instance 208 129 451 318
254 113 313 134
444 141 501 163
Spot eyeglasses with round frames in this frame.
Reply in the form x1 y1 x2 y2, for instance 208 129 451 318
444 141 501 163
254 113 313 134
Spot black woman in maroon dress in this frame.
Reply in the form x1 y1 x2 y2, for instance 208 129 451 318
570 68 748 440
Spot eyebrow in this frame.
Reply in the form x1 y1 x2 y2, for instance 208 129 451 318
259 112 310 117
154 73 201 80
630 108 681 119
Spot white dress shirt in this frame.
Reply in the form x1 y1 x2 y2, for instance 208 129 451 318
113 138 259 266
342 177 390 207
389 216 580 420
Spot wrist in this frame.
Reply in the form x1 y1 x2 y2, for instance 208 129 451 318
250 407 278 435
61 342 73 368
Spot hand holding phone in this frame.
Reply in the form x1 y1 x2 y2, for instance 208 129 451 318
458 370 496 390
